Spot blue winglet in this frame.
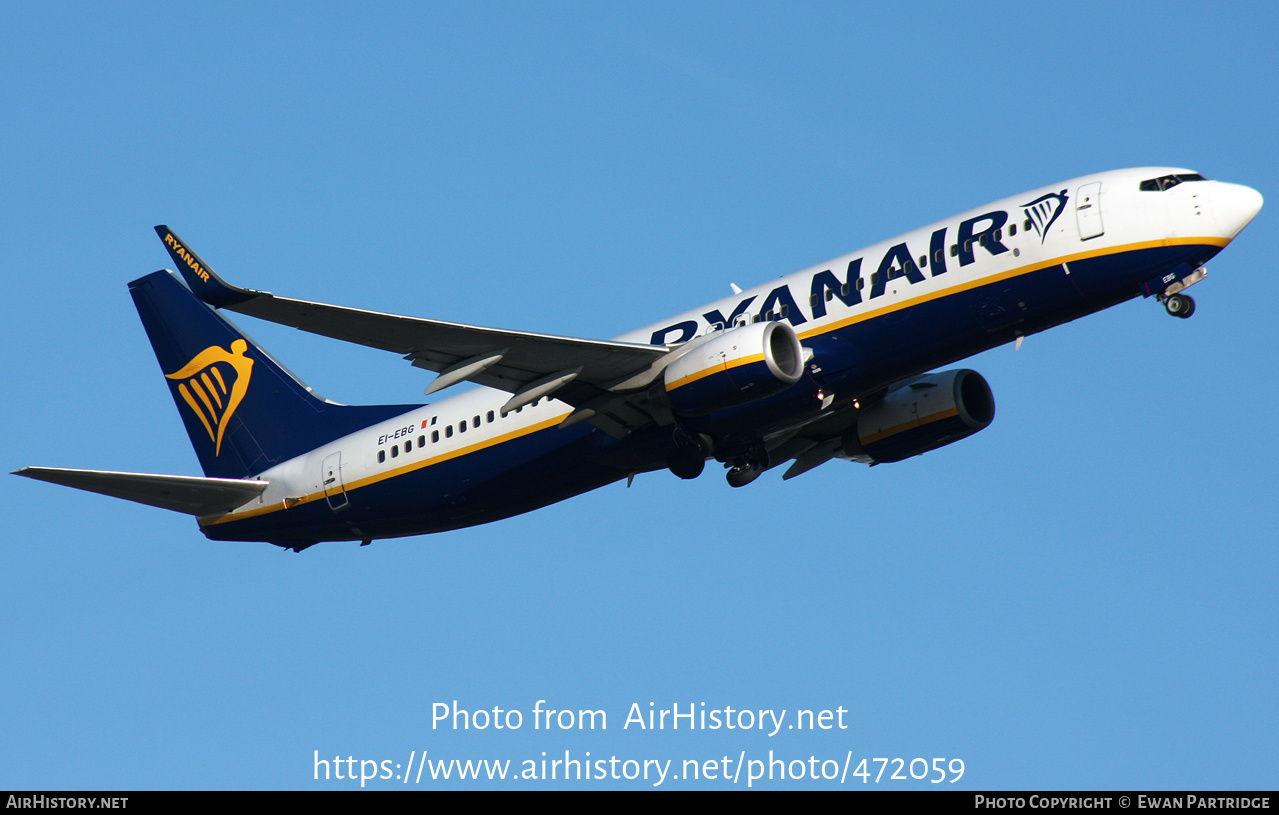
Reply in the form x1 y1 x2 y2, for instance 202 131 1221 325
153 225 262 308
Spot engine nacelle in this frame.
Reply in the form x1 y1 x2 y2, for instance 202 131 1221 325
843 369 995 463
662 321 805 416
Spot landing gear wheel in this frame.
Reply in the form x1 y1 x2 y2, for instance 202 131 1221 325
667 427 712 479
724 441 769 488
726 463 762 488
667 448 705 480
1165 293 1195 319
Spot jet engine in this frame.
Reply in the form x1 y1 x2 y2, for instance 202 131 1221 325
843 369 995 464
662 321 804 416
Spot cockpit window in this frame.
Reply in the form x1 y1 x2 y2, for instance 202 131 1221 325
1139 173 1208 192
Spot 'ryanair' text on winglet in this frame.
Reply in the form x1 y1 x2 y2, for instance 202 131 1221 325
154 225 264 308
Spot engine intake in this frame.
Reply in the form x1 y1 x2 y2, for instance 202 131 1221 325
843 369 995 463
662 321 804 416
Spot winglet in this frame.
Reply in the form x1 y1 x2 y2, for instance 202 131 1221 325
153 225 265 308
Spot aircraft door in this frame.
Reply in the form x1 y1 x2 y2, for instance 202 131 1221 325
322 452 349 511
1075 182 1104 240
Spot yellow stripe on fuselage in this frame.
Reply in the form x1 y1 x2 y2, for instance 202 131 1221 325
795 236 1227 343
201 235 1227 527
663 237 1225 395
199 411 573 527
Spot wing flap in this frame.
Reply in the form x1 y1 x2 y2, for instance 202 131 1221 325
14 467 268 516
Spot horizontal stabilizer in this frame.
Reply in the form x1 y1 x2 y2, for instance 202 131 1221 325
13 467 268 516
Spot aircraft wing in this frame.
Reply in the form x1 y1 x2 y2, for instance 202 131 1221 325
156 227 672 435
13 467 268 516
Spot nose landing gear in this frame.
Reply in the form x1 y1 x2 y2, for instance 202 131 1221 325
1150 265 1206 319
1164 293 1196 319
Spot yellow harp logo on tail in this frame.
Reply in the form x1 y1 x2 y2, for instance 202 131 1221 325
165 340 254 456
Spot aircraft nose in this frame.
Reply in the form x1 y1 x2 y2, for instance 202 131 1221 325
1211 182 1264 239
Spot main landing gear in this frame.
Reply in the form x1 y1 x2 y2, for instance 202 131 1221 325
725 441 769 488
665 429 770 487
1164 293 1196 319
666 427 712 480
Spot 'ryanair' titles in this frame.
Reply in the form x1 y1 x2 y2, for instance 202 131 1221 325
13 168 1263 548
163 230 213 284
649 209 1016 346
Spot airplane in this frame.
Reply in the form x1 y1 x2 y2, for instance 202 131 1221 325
15 168 1262 551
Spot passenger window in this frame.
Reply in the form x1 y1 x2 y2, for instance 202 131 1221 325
391 445 399 458
432 430 439 443
1008 223 1017 236
950 244 958 257
473 416 480 428
446 426 453 438
378 450 386 463
919 255 927 268
459 422 466 433
418 435 424 447
487 411 495 423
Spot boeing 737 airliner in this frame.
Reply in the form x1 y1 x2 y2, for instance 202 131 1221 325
15 168 1262 550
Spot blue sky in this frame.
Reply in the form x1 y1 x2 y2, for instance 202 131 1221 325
3 1 1276 790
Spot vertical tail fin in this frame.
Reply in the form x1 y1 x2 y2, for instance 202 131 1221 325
130 270 417 479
